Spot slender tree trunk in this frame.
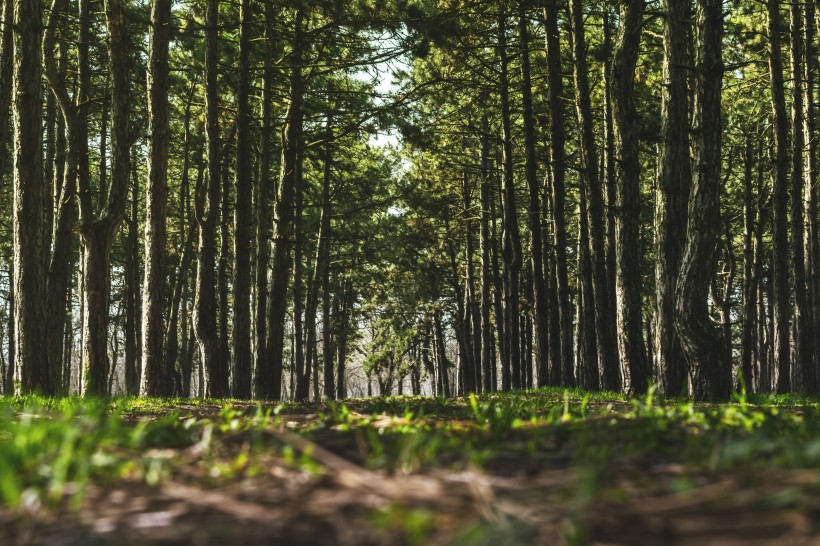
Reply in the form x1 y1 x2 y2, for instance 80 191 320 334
218 126 233 393
790 0 815 394
518 1 548 390
124 172 140 395
478 117 494 393
140 0 171 396
260 7 304 401
544 1 573 387
230 0 253 399
569 0 620 391
497 6 522 390
612 0 648 394
805 0 820 393
740 134 757 391
675 0 729 401
767 0 791 393
195 0 228 398
0 0 13 179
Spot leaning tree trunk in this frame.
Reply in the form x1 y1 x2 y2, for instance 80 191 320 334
675 0 730 402
140 0 171 396
612 0 648 394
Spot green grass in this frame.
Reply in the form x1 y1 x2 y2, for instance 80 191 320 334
1 388 819 543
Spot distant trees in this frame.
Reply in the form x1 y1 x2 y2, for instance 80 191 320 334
2 0 820 401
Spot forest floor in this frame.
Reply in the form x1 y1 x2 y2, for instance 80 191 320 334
1 389 819 546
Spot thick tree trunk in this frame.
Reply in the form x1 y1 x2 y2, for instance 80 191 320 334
675 0 729 402
231 0 253 399
612 0 648 394
656 0 692 397
140 0 171 396
13 0 50 394
569 0 620 391
767 0 791 393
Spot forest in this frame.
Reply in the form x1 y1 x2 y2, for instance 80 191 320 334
0 0 818 404
4 0 820 544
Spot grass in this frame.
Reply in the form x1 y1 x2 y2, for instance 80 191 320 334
1 388 819 544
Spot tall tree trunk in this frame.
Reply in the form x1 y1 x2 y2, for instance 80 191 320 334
124 170 140 395
790 0 815 393
140 0 171 396
656 0 692 396
218 126 233 393
255 0 275 391
767 0 791 393
478 117 494 392
0 0 13 178
612 0 648 393
544 1 573 388
805 0 820 393
194 0 228 397
497 5 522 390
231 0 253 399
519 1 548 390
261 7 304 401
675 0 729 401
740 134 757 391
569 0 620 391
80 0 131 396
13 0 50 393
336 279 353 400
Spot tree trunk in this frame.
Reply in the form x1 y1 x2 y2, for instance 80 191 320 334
569 0 620 391
194 0 228 398
544 1 573 388
805 0 820 393
740 134 757 391
124 170 140 395
478 116 494 393
612 0 648 394
675 0 729 402
13 0 50 394
260 7 304 401
497 5 522 390
767 0 791 393
81 0 131 396
656 0 692 396
230 0 253 399
519 1 548 390
790 0 815 394
140 0 171 396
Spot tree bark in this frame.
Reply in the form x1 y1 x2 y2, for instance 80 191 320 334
767 0 791 393
12 0 49 393
260 7 304 400
612 0 648 394
140 0 171 396
231 0 253 399
569 0 620 391
675 0 729 402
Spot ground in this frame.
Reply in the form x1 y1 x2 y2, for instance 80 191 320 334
1 389 819 545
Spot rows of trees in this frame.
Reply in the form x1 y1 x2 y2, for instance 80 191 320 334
0 0 817 401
